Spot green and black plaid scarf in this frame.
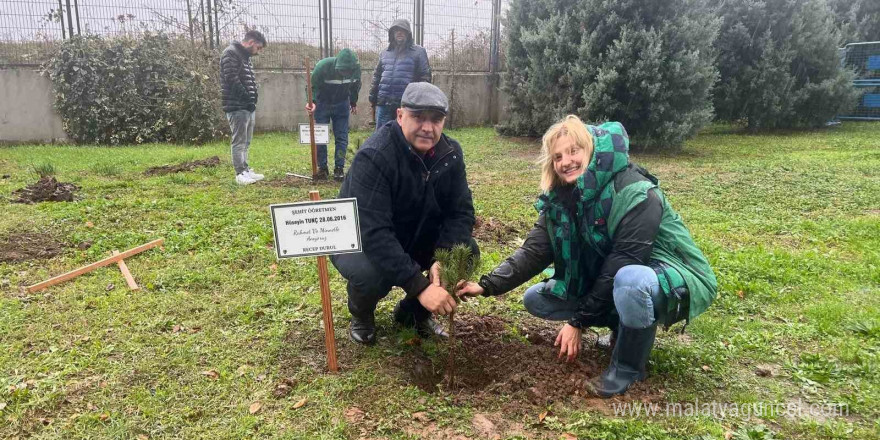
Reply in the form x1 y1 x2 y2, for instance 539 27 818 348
535 122 631 300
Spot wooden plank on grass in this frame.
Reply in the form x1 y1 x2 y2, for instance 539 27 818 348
27 238 163 293
112 250 140 290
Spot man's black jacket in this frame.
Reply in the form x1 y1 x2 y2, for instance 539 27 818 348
339 121 475 298
220 42 258 112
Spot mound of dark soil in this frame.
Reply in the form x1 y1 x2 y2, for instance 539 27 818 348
472 216 521 244
11 177 79 204
144 156 220 176
285 314 661 411
403 316 614 402
0 232 64 263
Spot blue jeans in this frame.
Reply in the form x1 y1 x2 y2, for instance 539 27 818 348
523 265 667 329
226 110 255 175
314 100 350 169
375 104 399 129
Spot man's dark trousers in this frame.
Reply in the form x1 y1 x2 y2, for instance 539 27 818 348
331 238 480 324
314 100 350 170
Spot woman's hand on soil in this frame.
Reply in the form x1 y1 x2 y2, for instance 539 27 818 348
555 324 582 363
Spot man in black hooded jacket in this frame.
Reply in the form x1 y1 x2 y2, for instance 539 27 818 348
220 30 266 185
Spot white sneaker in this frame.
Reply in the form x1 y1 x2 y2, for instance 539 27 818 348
235 172 256 185
246 169 264 181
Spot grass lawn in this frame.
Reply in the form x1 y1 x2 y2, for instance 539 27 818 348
1 122 878 439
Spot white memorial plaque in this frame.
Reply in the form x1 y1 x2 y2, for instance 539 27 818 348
299 123 330 145
270 198 362 258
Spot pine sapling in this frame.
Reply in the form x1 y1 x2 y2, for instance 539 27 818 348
433 244 480 388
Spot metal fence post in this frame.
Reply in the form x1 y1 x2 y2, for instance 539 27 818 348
413 0 421 46
489 0 501 73
419 0 425 46
206 0 214 49
328 0 333 56
319 0 330 58
73 0 81 35
214 0 220 48
64 0 74 38
58 0 66 39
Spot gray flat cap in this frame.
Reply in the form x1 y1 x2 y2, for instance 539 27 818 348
401 82 448 115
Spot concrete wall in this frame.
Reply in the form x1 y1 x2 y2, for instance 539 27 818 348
255 70 505 131
0 68 506 143
0 70 67 143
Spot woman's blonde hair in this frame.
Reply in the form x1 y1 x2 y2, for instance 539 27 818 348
538 115 594 192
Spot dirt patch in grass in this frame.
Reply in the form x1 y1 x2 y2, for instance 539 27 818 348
10 177 79 204
284 314 662 416
144 156 220 176
473 216 522 245
0 231 64 263
401 315 660 408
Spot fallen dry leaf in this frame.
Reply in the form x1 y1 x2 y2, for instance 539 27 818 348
538 410 549 423
561 433 578 440
724 431 734 440
270 263 277 272
293 398 307 409
701 365 711 372
0 402 7 410
172 325 181 333
85 221 94 228
736 290 744 299
405 337 421 346
201 370 219 380
98 413 109 421
137 435 149 440
249 401 262 414
344 406 365 423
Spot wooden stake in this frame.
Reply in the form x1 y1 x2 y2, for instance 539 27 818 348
112 250 139 290
304 59 319 178
27 238 163 293
310 191 339 372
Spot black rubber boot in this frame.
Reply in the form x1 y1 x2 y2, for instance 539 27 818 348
333 167 345 182
393 301 448 339
596 314 620 350
349 313 376 345
595 322 658 398
314 167 329 181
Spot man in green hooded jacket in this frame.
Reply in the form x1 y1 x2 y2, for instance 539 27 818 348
306 49 361 181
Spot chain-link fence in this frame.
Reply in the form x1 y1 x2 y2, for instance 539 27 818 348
0 0 504 71
838 41 880 121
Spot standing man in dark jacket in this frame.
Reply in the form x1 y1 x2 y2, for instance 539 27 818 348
369 19 432 129
305 48 361 181
220 30 266 185
331 82 477 345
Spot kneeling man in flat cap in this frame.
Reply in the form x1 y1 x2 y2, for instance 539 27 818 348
330 82 479 344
